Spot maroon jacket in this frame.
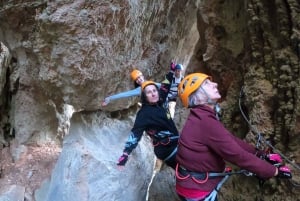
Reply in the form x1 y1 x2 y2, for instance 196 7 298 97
176 105 276 191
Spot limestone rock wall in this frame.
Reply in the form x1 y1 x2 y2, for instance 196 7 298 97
0 0 299 201
0 0 199 201
0 0 200 144
192 1 300 200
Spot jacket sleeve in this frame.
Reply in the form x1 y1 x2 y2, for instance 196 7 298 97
123 111 146 154
106 87 141 102
204 120 276 179
165 71 174 83
233 136 258 154
123 131 144 154
159 79 171 104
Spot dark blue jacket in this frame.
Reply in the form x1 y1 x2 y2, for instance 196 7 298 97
123 81 179 162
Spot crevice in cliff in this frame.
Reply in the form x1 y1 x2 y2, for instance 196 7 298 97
0 55 16 147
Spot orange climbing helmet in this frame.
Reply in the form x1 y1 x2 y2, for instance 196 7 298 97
141 80 156 91
130 69 143 81
178 73 211 108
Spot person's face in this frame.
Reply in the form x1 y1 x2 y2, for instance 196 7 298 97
200 79 221 102
174 69 181 78
135 75 145 86
144 85 159 104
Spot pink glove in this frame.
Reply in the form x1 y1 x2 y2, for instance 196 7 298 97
117 153 129 166
265 153 282 166
170 61 176 71
277 165 292 179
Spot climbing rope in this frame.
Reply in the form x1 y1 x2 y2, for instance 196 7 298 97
238 86 300 188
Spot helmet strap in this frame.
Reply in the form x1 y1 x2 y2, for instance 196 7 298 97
200 87 221 120
200 86 216 105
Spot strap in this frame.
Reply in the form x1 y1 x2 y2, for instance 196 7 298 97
204 175 230 201
163 146 177 161
178 165 230 179
170 136 179 140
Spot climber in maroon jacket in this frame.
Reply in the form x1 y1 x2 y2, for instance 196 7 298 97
175 73 292 201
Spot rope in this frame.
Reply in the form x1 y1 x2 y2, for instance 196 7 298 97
203 170 254 200
204 175 230 201
239 86 300 187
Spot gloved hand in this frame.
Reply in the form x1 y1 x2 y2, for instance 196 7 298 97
265 153 283 167
101 97 110 106
225 166 232 173
277 165 292 179
170 61 176 71
117 153 129 166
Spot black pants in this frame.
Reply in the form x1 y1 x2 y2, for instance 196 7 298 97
154 139 178 170
164 152 177 169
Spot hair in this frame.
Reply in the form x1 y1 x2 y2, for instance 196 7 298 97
188 87 206 107
134 81 140 88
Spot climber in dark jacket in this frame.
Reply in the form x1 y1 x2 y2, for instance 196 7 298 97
116 78 179 169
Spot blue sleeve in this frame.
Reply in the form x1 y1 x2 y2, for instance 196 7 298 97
107 87 141 102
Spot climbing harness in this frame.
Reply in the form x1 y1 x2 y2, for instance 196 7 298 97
176 164 253 181
239 86 300 188
175 164 254 200
148 130 179 161
152 135 179 146
151 130 179 146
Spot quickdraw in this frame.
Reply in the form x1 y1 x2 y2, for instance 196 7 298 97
239 86 300 188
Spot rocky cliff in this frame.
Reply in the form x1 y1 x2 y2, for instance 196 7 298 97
0 0 299 201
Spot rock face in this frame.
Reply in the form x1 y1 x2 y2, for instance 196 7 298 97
34 113 155 201
0 0 299 201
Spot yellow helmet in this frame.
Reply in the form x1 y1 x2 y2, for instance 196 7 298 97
178 73 211 108
141 80 156 91
130 69 143 81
